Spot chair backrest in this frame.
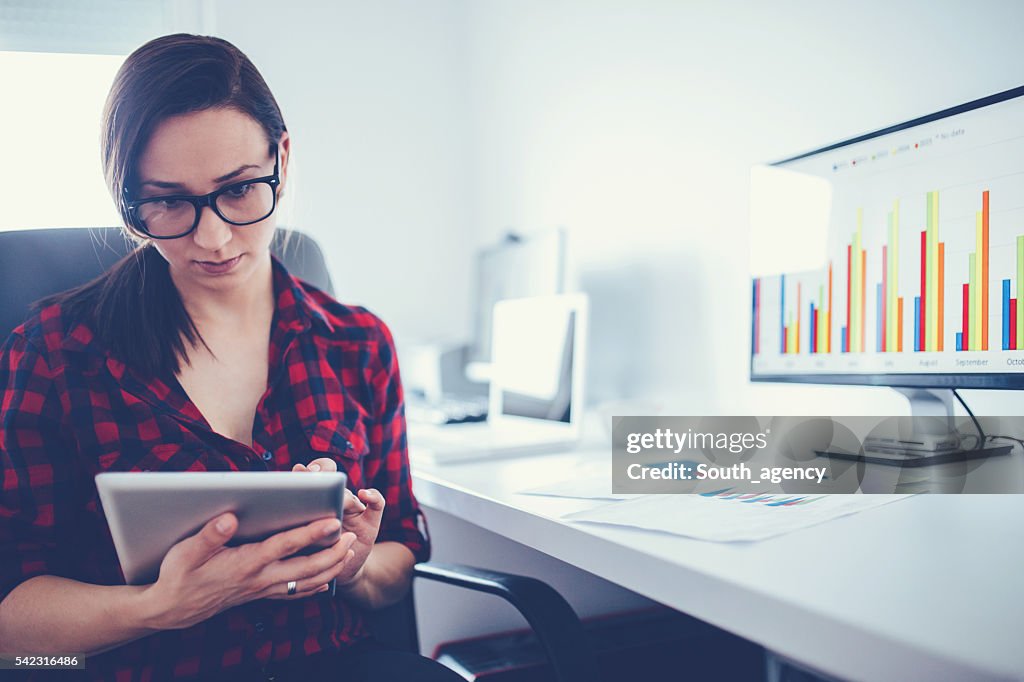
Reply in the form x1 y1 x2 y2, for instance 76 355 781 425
0 226 419 651
0 227 335 342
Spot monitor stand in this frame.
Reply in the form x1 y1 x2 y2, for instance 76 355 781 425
819 388 1012 467
897 387 954 420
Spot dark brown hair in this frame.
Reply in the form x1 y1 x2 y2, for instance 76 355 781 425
36 34 287 379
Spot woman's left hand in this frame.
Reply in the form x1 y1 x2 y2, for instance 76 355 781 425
292 458 384 588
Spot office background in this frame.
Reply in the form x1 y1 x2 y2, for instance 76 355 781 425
8 0 1024 411
211 0 1024 420
7 0 1024 416
4 0 1024 662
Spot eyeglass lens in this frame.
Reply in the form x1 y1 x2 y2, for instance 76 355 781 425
137 182 276 238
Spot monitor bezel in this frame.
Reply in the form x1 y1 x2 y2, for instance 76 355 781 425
750 84 1024 390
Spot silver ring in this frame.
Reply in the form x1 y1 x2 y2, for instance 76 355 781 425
286 580 297 596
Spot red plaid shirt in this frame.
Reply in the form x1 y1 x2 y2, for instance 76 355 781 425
0 255 430 680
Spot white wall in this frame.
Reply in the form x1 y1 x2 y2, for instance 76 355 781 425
461 0 1024 417
208 0 475 343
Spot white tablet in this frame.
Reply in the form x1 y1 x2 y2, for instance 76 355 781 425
95 471 347 585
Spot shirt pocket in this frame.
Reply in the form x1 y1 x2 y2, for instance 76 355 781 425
305 418 371 466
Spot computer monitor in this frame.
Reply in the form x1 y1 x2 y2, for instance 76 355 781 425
492 297 580 424
750 85 1024 393
470 228 567 364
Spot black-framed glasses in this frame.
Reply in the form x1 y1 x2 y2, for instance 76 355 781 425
123 146 280 239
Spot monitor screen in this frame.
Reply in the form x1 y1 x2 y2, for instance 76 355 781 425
750 86 1024 389
490 295 585 425
498 311 575 423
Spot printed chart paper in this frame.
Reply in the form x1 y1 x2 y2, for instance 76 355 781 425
562 491 912 542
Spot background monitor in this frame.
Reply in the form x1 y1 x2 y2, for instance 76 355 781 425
750 85 1024 390
470 228 567 364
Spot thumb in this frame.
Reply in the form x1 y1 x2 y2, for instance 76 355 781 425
357 489 386 522
178 513 237 567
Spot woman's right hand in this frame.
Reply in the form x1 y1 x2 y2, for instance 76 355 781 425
139 513 357 630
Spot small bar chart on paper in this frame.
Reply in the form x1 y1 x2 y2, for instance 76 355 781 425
698 489 827 507
563 492 911 542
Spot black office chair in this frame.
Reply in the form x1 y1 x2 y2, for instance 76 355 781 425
0 226 600 682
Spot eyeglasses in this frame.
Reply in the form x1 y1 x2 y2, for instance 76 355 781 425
123 146 280 239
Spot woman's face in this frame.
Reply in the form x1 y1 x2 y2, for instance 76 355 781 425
135 107 289 296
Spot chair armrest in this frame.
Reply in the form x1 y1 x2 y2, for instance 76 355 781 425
414 562 600 682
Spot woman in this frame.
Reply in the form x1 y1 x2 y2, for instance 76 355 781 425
0 34 462 681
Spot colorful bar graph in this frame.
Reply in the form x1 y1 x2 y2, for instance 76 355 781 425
1003 234 1024 352
898 297 904 352
919 230 926 351
845 245 851 353
876 283 883 352
780 274 786 353
781 279 804 355
773 273 838 357
844 212 867 353
926 191 939 350
796 283 801 354
1011 233 1019 350
803 273 832 355
817 283 824 354
856 245 864 350
753 278 761 355
827 262 833 353
911 191 946 352
852 217 860 352
975 213 982 350
878 202 904 354
1012 298 1018 351
938 242 945 351
962 283 969 351
958 191 990 352
982 191 990 350
880 247 887 352
970 253 978 350
755 188 1024 362
810 303 817 354
1003 279 1011 351
914 296 921 351
887 201 899 352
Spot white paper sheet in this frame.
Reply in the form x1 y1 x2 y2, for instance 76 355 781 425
562 492 912 542
518 472 642 501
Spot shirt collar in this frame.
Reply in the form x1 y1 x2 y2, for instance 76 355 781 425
271 254 336 336
58 255 337 431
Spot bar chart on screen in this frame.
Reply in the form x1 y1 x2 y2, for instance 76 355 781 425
751 95 1024 377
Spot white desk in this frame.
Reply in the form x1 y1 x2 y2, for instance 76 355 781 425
410 448 1024 682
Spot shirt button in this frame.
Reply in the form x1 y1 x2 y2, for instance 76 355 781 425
261 451 273 461
255 621 265 633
